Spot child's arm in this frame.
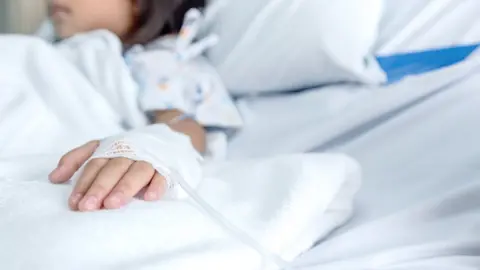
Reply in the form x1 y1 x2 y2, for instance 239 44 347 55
154 109 206 154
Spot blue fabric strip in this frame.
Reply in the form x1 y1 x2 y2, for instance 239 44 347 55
377 43 480 84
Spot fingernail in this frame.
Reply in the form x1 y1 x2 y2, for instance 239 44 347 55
107 193 125 208
69 193 83 205
49 167 62 181
82 196 98 211
90 140 100 147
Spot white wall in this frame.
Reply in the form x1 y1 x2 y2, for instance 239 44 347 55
0 0 10 33
0 0 47 33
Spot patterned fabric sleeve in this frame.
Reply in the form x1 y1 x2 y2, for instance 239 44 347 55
125 8 243 129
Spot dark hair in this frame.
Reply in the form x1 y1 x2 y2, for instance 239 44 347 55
124 0 206 46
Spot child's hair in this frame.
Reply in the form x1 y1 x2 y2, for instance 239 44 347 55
124 0 206 46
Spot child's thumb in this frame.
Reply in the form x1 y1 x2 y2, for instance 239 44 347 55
49 140 99 183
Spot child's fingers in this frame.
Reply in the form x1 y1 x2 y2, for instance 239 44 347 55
144 173 167 201
104 161 155 209
77 158 134 212
49 140 99 183
69 158 108 210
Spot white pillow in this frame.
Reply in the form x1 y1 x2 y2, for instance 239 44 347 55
205 0 386 94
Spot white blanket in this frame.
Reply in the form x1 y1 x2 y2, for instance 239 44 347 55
0 32 137 157
0 154 360 270
0 33 361 269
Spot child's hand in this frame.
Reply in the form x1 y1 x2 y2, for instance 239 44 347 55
49 141 167 211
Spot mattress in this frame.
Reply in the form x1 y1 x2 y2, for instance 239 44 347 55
228 48 480 269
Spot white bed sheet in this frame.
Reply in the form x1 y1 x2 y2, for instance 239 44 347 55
228 50 480 268
376 0 480 55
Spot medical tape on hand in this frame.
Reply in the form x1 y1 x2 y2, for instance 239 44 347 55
89 124 203 199
89 125 290 268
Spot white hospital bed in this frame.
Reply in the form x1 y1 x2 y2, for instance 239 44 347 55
2 1 480 269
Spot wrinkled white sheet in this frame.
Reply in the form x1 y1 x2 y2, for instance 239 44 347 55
376 0 480 55
294 181 480 270
228 50 480 268
0 33 361 269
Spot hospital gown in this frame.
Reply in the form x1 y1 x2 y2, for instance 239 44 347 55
124 37 243 130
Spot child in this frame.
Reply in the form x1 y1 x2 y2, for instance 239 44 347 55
47 0 241 212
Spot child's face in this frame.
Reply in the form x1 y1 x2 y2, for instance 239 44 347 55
50 0 136 39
